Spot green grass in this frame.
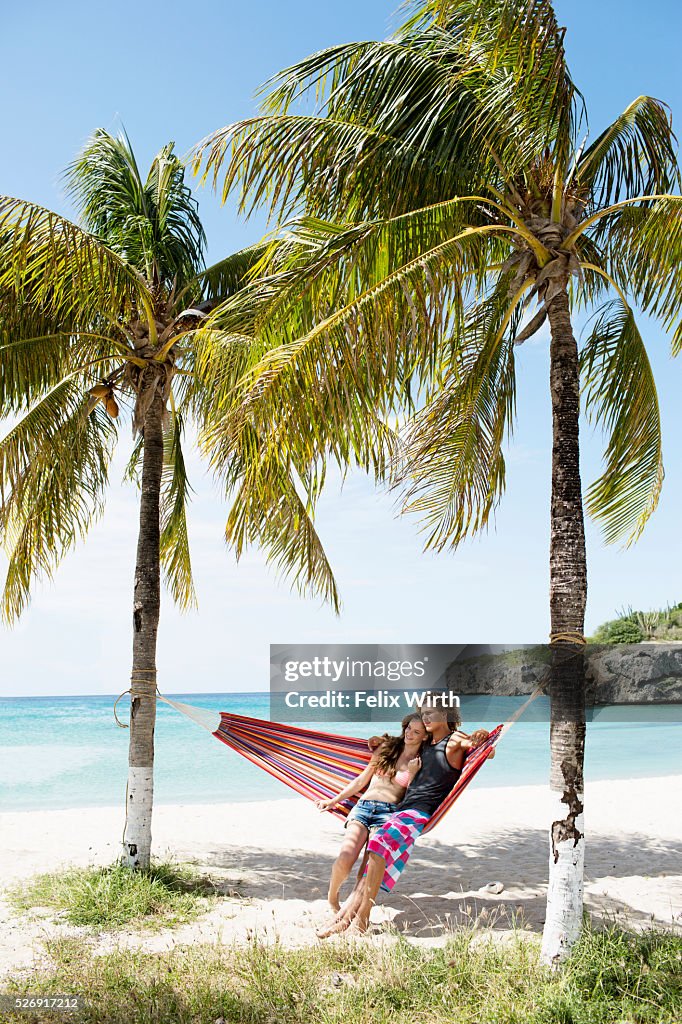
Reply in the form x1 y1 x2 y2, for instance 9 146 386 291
7 860 225 930
0 923 679 1023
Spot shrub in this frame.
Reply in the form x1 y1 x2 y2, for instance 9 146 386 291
591 618 644 644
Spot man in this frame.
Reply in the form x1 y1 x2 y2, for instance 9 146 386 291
317 691 495 935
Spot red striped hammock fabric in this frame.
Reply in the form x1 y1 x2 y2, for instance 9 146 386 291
211 711 502 835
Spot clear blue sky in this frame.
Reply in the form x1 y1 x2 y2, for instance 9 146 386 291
1 1 681 696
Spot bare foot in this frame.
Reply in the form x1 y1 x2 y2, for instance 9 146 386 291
316 916 352 939
327 892 341 912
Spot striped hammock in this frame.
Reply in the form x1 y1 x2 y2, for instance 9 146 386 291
159 696 502 835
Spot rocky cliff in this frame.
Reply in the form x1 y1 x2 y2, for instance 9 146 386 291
445 644 682 704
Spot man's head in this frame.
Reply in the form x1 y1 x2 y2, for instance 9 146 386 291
418 690 462 735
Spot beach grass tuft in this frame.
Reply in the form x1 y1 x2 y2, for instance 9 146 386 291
7 860 223 930
1 922 679 1023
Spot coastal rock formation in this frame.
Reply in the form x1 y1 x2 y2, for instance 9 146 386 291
445 644 682 704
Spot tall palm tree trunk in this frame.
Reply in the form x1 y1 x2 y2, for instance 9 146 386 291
541 283 588 965
122 390 164 869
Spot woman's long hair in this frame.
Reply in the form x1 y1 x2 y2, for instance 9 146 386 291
372 713 425 777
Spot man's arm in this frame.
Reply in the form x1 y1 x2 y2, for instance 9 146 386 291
445 729 495 769
468 729 496 758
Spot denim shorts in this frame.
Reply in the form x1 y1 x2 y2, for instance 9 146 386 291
345 799 398 832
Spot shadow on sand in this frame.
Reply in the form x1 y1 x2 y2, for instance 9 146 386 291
182 826 682 938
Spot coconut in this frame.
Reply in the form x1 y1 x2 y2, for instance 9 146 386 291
105 395 120 418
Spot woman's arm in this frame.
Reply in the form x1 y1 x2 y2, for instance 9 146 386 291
315 759 377 811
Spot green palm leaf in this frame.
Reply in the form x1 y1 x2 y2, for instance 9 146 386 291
581 300 663 545
193 242 270 307
64 129 205 290
159 408 196 610
199 229 490 477
0 331 122 414
197 31 486 220
576 96 679 207
219 425 340 612
193 21 554 224
404 1 582 168
593 197 682 353
0 387 116 622
0 196 152 340
394 281 518 548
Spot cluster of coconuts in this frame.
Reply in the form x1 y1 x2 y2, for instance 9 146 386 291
87 383 119 418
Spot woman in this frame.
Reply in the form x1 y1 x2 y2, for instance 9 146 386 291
315 713 428 910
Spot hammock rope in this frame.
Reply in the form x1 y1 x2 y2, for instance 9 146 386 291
155 687 544 835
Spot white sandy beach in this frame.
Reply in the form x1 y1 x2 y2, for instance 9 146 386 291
1 776 680 979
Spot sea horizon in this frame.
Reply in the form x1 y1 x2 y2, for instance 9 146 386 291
1 691 680 813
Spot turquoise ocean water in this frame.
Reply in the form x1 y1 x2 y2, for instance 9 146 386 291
0 693 679 812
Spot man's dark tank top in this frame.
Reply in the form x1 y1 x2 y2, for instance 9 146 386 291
396 735 461 816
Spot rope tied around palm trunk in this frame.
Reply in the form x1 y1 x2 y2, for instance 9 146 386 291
113 669 159 728
546 632 587 673
549 632 587 645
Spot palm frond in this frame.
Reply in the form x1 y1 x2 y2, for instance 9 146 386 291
576 96 679 208
64 129 205 289
237 197 516 350
0 388 117 622
0 331 121 414
195 112 390 221
192 242 270 307
199 217 509 482
159 409 196 610
593 196 682 353
399 0 583 177
0 196 152 347
0 377 107 500
193 32 518 223
220 425 340 612
392 277 518 549
580 300 663 545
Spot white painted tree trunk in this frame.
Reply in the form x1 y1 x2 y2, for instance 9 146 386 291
541 789 585 966
543 283 588 963
124 765 154 869
121 390 164 870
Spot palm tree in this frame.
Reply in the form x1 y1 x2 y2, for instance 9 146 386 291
192 0 682 961
0 129 338 870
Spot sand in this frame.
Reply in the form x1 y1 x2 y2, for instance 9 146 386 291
1 776 680 979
